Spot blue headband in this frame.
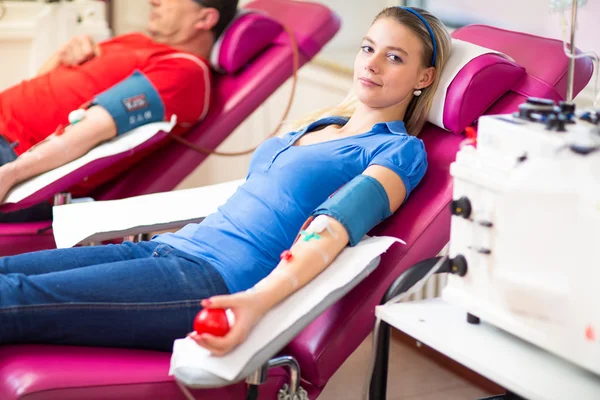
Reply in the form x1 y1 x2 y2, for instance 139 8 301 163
398 7 437 67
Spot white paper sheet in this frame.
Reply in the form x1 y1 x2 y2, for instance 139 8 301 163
169 235 404 383
3 119 176 205
52 179 245 248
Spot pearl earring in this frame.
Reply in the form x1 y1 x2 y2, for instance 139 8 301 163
413 89 422 97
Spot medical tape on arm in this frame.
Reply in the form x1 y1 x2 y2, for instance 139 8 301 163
296 214 341 263
269 267 300 290
252 264 299 292
306 214 338 240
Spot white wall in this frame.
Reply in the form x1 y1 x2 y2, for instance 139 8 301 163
425 0 598 106
112 1 599 71
0 1 110 91
425 0 599 56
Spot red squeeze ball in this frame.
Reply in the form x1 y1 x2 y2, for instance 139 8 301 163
194 308 230 337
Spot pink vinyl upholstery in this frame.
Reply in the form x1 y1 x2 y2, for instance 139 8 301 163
0 0 341 256
0 25 593 400
210 10 284 73
441 52 524 133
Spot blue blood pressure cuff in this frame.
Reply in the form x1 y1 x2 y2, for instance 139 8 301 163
90 70 165 136
311 174 392 246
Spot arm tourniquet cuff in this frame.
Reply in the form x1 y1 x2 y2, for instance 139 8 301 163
311 174 392 246
90 70 166 136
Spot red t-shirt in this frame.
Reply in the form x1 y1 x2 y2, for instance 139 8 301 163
0 32 211 154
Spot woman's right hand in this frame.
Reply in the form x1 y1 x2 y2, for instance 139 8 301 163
58 35 101 67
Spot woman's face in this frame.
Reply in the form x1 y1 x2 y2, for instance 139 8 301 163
354 17 429 111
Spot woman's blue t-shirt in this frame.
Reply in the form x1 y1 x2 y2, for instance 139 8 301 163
153 116 428 293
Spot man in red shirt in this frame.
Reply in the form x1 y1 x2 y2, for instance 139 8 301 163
0 0 238 222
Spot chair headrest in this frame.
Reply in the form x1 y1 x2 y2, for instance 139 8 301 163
210 9 283 74
427 39 526 134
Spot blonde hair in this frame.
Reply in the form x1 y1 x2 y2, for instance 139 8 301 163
292 7 451 136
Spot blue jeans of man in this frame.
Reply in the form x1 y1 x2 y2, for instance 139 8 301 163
0 136 53 222
0 241 229 351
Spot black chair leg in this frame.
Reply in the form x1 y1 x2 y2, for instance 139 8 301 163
245 384 259 400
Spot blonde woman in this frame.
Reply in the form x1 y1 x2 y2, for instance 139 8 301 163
0 7 451 356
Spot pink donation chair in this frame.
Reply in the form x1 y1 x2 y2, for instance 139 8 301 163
0 0 341 256
0 26 593 400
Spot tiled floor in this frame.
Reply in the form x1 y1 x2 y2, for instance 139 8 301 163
318 333 491 400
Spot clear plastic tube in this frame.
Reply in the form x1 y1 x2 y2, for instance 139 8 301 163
556 6 599 108
549 0 587 12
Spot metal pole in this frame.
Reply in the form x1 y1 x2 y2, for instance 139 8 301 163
268 356 301 397
566 0 579 102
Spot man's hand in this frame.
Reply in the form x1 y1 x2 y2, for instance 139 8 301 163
58 35 101 67
0 163 17 204
37 34 102 76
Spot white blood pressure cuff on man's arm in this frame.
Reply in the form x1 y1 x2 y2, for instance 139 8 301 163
90 70 166 136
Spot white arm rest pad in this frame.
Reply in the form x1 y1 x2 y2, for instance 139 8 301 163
3 118 176 205
52 179 245 248
169 236 405 386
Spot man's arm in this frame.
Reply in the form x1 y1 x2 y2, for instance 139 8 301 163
0 106 116 200
0 54 209 202
37 53 62 77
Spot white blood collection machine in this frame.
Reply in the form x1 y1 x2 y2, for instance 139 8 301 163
443 97 600 375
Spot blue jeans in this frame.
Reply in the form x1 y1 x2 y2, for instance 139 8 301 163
0 136 17 166
0 136 53 222
0 241 230 351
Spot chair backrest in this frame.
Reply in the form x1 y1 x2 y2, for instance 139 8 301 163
283 24 594 388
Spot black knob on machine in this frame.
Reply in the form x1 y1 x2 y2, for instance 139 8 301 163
526 97 556 107
556 113 567 132
518 99 558 122
559 101 576 119
517 103 533 120
580 111 600 125
449 255 468 277
451 197 472 219
545 113 557 130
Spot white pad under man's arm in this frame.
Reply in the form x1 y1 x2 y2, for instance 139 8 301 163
3 119 176 207
52 178 244 248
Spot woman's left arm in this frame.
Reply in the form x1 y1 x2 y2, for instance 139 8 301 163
191 165 406 356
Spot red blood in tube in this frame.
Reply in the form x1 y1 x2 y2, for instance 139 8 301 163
280 250 293 261
465 126 477 139
194 308 230 337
